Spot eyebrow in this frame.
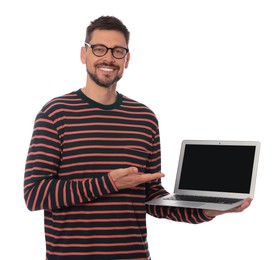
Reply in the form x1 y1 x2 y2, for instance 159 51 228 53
90 43 128 49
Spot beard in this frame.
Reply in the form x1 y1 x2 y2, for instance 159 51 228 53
87 62 122 88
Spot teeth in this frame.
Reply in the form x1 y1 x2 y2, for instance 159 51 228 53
100 67 114 72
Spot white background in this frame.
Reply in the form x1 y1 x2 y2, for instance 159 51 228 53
1 0 273 259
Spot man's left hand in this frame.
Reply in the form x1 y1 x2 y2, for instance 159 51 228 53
203 198 252 218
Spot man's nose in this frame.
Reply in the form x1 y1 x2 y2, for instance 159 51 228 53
104 49 115 61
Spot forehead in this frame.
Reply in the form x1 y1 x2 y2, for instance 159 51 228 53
90 29 127 47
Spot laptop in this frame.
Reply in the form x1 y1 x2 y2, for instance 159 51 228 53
146 140 260 211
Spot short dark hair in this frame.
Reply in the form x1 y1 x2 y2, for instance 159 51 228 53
85 16 130 46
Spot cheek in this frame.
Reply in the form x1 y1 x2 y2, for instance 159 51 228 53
87 57 99 71
118 65 126 75
120 60 129 71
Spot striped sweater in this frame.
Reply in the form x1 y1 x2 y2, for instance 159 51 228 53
24 89 212 259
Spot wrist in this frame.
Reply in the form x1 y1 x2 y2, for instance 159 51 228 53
203 209 216 219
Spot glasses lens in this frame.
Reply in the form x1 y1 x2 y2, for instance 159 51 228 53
90 44 128 59
92 45 107 57
112 47 128 59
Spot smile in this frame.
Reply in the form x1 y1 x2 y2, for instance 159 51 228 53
99 67 115 72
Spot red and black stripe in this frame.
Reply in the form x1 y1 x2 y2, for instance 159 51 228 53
24 89 212 259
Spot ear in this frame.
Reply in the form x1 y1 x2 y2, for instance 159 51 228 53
124 52 130 69
80 46 87 64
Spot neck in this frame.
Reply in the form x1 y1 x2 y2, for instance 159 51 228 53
82 83 117 105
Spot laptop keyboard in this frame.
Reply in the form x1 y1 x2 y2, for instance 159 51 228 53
164 195 243 204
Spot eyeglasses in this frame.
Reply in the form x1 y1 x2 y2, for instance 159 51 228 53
85 42 129 59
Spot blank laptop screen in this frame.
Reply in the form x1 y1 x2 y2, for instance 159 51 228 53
178 144 256 193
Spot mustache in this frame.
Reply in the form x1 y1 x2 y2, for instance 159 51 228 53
95 62 119 69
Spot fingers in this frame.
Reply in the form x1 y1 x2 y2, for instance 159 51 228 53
110 167 164 190
204 198 252 217
118 167 139 176
232 198 252 213
139 172 165 182
110 167 139 181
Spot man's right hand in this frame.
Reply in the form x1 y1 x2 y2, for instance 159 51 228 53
109 167 165 190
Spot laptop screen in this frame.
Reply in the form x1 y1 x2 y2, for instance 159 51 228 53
178 144 256 193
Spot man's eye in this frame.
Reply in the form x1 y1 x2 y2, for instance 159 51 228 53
94 46 106 53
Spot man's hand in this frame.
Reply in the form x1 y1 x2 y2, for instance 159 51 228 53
203 198 252 218
110 167 165 190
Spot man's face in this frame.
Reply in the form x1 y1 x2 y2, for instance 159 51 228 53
81 29 130 88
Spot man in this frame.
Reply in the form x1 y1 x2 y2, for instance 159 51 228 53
24 16 251 260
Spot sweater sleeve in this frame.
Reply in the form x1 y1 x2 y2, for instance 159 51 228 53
146 202 214 223
145 125 214 224
146 178 214 223
24 111 118 211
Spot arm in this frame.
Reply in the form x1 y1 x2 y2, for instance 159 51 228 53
145 127 214 223
24 111 118 211
146 179 214 223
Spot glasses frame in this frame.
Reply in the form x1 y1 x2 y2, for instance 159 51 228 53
85 42 129 59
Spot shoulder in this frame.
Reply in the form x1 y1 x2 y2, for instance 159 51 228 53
120 94 159 130
121 94 157 116
40 90 83 114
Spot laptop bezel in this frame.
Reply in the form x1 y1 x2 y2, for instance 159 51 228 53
173 140 260 199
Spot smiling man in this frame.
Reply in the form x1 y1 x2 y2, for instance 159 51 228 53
83 31 129 88
24 16 251 260
80 18 130 106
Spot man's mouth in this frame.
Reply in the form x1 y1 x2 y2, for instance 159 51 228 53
97 63 118 72
99 67 115 72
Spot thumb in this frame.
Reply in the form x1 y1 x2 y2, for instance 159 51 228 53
111 167 139 180
122 167 139 175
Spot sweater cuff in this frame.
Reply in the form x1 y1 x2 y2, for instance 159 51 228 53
107 172 119 192
87 174 119 199
201 209 216 221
